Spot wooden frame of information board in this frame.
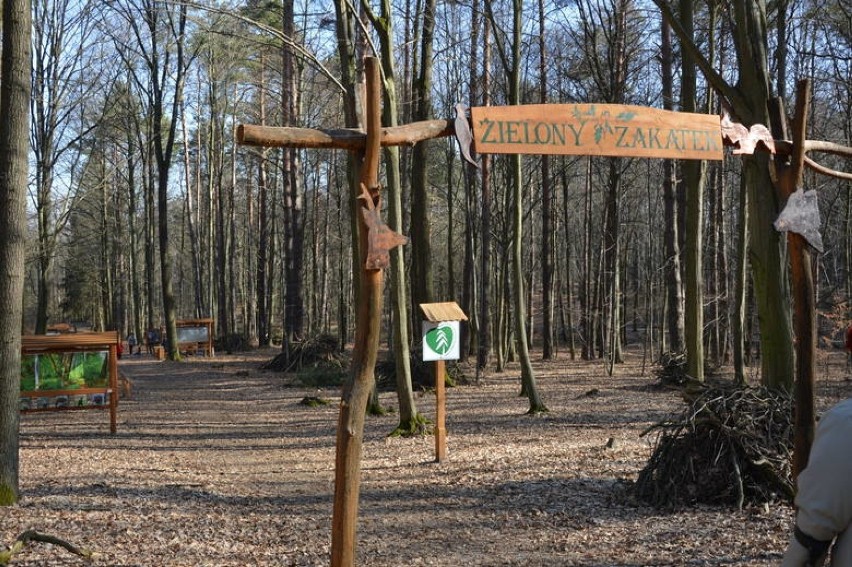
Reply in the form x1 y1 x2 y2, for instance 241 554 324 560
176 318 215 356
20 331 120 434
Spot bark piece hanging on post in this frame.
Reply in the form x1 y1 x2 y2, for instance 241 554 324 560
774 187 824 253
357 182 408 270
453 103 479 168
720 109 776 155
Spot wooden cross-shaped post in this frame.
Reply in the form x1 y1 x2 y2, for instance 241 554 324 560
238 57 460 567
238 62 851 564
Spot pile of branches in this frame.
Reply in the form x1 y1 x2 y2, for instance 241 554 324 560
634 384 795 509
215 333 252 354
375 353 468 391
262 334 345 373
655 351 689 387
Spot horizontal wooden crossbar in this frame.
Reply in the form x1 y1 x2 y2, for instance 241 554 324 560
20 388 112 398
22 332 119 353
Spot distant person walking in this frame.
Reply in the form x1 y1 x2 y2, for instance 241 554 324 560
146 328 160 355
127 332 137 356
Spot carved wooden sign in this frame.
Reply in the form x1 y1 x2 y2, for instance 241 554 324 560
471 103 724 161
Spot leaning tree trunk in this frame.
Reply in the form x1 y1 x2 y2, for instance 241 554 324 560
0 0 31 505
362 0 422 433
505 0 546 413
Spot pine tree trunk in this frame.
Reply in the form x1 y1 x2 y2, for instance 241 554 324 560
282 0 305 344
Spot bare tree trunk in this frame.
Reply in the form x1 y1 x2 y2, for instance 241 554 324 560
736 3 794 389
679 0 705 383
144 128 157 331
561 166 577 360
215 108 230 342
603 158 623 372
361 0 421 432
502 0 546 412
477 14 493 371
660 18 685 354
282 0 305 344
581 158 594 360
126 121 144 341
256 71 271 346
461 2 481 362
410 0 438 312
0 0 31 504
228 139 238 337
539 0 554 360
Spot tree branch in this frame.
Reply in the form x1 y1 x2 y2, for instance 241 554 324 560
0 530 92 565
651 0 748 115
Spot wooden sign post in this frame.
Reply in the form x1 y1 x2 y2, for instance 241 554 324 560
237 67 850 564
238 58 459 567
420 302 468 463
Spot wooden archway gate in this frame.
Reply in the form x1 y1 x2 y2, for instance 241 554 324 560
237 64 852 566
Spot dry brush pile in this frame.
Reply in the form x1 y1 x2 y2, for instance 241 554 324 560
634 383 795 509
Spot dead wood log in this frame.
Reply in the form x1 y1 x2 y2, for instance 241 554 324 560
1 530 92 565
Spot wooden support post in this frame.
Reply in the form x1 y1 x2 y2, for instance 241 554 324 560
330 57 384 567
784 80 817 478
109 343 118 435
434 359 447 463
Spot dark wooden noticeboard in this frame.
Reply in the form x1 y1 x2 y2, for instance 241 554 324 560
176 318 215 356
20 331 120 434
471 103 724 161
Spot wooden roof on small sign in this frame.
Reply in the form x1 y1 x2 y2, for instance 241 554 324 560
419 302 468 323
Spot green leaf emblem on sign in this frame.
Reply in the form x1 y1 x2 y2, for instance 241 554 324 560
426 326 454 356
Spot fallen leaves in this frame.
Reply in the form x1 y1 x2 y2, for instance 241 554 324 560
2 349 849 565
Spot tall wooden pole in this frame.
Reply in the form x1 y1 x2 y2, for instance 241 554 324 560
434 359 447 462
330 57 383 567
783 80 816 478
109 342 118 435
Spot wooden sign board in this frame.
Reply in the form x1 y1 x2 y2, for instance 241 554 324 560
471 103 723 161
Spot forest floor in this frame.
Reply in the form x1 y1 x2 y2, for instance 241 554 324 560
3 346 851 566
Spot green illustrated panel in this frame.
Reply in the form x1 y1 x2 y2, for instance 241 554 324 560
21 351 109 391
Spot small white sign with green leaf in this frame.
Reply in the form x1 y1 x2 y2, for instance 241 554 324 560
422 321 461 361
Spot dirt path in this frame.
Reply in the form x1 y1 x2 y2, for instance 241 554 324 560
3 348 849 565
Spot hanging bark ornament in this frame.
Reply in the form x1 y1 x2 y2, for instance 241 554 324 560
357 182 408 270
453 103 479 168
774 187 824 253
720 107 776 155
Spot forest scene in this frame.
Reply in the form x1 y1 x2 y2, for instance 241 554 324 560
0 0 851 565
19 352 108 392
